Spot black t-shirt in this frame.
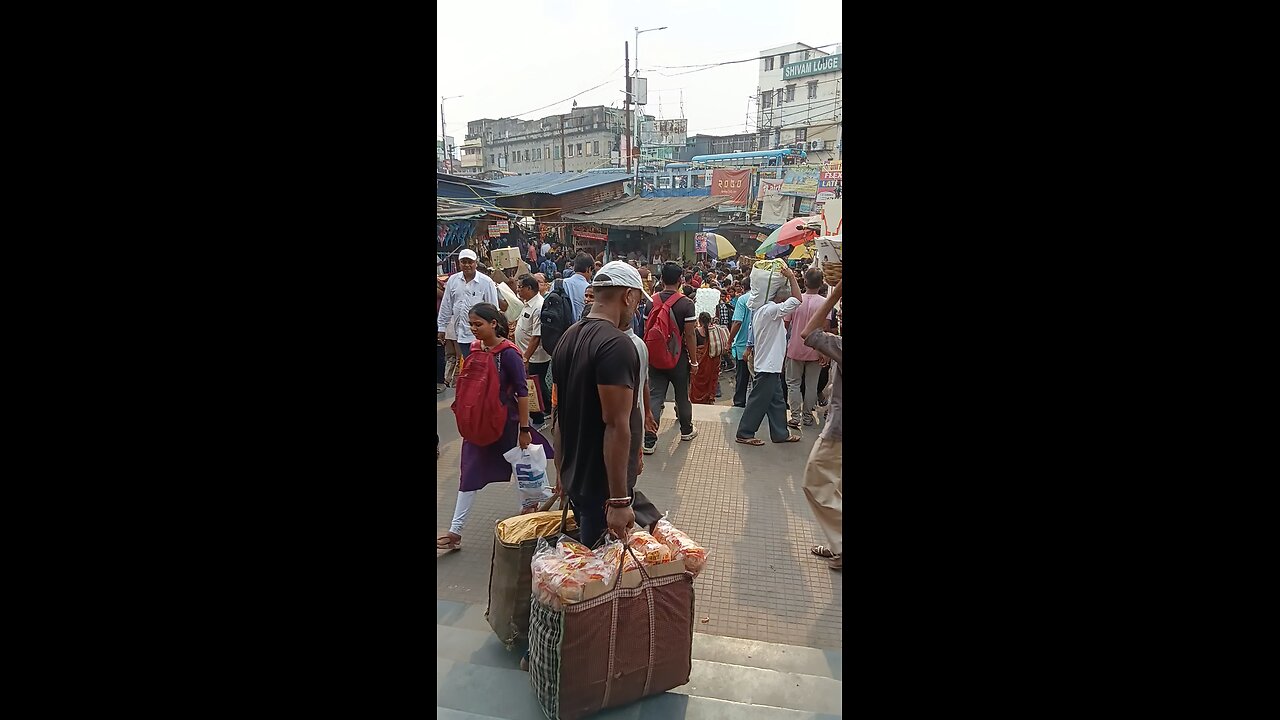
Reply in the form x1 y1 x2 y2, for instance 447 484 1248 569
551 317 641 498
653 289 697 360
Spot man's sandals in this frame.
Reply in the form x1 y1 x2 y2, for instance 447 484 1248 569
437 532 461 551
812 545 842 571
735 436 801 446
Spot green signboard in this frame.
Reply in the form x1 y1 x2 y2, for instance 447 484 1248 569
782 53 842 81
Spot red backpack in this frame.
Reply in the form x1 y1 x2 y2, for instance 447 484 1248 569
452 339 519 446
644 291 684 370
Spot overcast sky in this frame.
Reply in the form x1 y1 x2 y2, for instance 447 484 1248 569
436 0 842 145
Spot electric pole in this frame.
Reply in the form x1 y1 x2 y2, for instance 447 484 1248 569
624 41 631 175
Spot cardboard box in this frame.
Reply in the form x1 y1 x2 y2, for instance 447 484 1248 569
490 247 521 271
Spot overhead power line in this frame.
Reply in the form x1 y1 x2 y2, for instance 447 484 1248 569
652 43 841 77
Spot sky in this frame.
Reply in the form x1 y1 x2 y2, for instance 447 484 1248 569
436 0 842 147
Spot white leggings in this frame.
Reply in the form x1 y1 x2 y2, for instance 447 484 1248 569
450 491 477 535
449 487 524 536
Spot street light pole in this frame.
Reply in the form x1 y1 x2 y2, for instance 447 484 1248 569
441 94 464 171
634 25 667 193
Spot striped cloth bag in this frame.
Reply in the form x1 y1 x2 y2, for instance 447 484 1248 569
527 548 695 720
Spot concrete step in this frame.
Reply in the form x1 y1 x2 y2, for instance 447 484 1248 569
437 603 842 719
437 708 506 720
438 655 841 720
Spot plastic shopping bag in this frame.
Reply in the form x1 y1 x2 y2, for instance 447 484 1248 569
503 444 552 513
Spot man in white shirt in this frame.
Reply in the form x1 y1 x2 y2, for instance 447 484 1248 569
437 248 500 360
515 275 552 428
735 265 802 445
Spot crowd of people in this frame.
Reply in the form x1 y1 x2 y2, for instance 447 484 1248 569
437 244 843 572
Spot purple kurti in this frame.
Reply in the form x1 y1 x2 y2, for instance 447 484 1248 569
459 345 555 492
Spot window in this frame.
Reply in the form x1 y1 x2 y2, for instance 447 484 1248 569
759 130 772 150
554 146 560 159
781 53 789 65
524 150 530 162
786 85 796 102
568 145 575 157
808 81 818 99
794 128 807 142
489 154 495 165
691 173 703 188
763 56 774 71
546 146 551 159
577 143 583 156
761 91 772 109
593 141 599 156
775 89 784 106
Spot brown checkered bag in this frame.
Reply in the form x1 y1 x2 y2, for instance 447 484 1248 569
527 545 695 720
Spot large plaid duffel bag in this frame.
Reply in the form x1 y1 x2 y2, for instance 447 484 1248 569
527 548 695 720
485 497 579 649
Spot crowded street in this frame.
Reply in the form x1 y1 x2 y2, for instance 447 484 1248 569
437 3 841 717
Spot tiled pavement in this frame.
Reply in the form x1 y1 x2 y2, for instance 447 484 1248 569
436 370 842 651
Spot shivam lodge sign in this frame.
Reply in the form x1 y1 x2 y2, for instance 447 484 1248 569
782 53 842 81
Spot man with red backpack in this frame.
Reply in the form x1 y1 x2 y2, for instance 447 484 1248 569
642 262 700 455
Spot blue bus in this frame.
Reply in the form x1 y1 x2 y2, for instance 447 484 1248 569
688 148 807 167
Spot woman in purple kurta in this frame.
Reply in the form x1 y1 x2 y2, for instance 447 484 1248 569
437 303 554 551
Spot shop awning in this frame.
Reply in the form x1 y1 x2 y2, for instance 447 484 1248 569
561 195 732 230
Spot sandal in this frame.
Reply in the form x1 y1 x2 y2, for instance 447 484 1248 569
787 419 800 428
735 437 765 446
811 545 836 558
776 435 801 443
436 532 461 550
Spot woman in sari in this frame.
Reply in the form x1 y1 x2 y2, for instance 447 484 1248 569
689 311 722 404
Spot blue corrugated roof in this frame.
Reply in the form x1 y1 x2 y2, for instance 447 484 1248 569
491 171 630 196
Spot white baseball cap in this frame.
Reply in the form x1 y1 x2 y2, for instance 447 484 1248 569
591 261 644 290
458 249 478 262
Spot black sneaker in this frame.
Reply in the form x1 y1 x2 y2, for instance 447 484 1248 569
643 439 656 455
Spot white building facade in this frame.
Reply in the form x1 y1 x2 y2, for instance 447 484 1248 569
756 42 842 165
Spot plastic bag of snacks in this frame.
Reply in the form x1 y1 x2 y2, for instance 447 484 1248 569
652 518 707 576
620 528 674 574
531 534 622 610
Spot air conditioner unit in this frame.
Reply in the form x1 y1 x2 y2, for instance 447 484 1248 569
809 140 824 151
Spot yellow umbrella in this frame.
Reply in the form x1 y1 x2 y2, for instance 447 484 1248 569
705 233 736 259
789 243 814 260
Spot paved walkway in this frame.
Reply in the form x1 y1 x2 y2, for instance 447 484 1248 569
436 368 842 650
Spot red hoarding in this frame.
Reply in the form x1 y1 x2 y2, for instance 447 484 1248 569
711 168 751 207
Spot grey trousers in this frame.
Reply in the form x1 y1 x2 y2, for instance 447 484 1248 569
735 371 791 442
786 358 822 420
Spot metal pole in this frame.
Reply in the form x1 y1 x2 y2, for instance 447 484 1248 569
440 102 447 171
624 41 631 176
634 27 640 192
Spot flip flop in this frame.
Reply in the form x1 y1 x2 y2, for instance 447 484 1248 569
735 437 765 446
811 545 836 558
776 435 802 443
436 533 461 551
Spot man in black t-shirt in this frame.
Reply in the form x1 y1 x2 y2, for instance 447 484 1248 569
552 261 658 547
642 262 700 455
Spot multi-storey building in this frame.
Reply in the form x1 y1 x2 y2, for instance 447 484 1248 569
756 42 842 164
465 105 629 175
670 132 760 163
457 138 484 177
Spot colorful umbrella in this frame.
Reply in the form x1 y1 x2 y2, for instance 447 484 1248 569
755 216 823 257
704 233 737 259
